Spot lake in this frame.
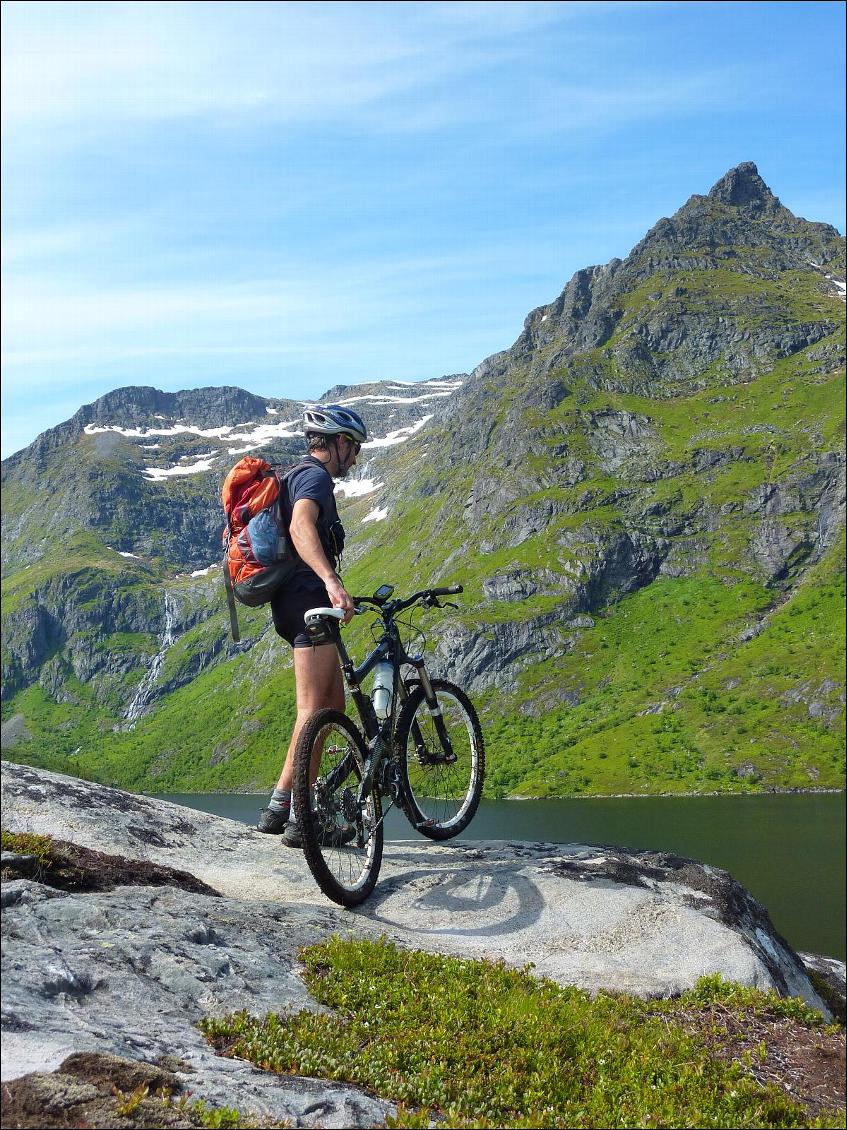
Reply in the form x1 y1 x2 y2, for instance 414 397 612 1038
152 790 846 962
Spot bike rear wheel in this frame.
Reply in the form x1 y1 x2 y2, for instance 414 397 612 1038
293 708 383 906
396 679 485 840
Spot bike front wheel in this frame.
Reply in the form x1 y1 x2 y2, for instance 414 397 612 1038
293 708 383 906
395 679 485 840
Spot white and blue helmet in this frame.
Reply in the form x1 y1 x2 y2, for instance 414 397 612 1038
302 404 368 444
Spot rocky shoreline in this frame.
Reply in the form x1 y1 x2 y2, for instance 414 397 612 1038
2 760 844 1127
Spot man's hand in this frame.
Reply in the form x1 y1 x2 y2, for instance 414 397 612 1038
325 575 355 623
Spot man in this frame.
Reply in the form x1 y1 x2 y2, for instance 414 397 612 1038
256 403 367 847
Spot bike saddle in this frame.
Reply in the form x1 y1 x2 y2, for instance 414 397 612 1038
304 606 345 643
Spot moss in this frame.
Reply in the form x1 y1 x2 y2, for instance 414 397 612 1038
1 828 55 868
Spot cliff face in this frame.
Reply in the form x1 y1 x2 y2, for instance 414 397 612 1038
1 164 844 798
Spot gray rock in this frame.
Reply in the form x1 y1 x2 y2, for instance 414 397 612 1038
1 878 392 1127
430 612 575 694
749 518 813 582
2 761 834 1015
0 714 32 749
799 952 847 1013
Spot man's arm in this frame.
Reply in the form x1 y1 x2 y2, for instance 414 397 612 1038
288 498 354 621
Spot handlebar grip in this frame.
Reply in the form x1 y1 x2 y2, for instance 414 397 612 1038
431 584 463 596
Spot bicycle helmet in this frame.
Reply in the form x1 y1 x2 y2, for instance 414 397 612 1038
302 404 368 444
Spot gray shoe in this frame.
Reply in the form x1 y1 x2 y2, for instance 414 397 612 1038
281 820 304 848
281 816 356 849
319 819 357 848
256 806 290 834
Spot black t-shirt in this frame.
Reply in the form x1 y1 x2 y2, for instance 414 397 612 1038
283 456 345 591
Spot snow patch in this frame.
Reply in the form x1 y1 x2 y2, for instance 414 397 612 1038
339 393 453 407
808 260 846 297
365 415 433 448
85 419 300 445
117 551 141 559
142 454 219 481
362 506 389 523
335 478 382 498
85 417 302 472
190 565 215 577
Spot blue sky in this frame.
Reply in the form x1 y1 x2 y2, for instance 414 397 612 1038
2 0 845 458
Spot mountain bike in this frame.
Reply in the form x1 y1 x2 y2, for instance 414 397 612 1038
292 583 485 906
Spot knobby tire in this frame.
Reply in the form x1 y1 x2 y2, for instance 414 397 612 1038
293 708 383 906
395 679 485 840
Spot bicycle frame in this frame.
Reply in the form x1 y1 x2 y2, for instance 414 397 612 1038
296 585 484 904
324 598 458 816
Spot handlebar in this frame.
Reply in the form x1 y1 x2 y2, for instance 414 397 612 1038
351 583 463 617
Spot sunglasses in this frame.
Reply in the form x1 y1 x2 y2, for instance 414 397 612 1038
341 434 362 455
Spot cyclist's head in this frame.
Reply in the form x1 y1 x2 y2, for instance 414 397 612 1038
303 404 367 477
302 404 368 446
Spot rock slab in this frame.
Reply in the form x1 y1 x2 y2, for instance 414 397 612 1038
1 760 838 1126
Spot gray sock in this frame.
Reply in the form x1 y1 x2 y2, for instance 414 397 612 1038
268 788 291 813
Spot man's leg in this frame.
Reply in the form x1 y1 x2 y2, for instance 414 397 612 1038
259 584 345 836
277 643 345 793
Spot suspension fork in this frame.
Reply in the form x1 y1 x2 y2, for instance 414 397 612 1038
407 660 456 763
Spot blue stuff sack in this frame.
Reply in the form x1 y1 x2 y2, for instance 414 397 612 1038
237 502 289 566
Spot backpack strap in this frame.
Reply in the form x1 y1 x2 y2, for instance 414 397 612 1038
221 535 241 642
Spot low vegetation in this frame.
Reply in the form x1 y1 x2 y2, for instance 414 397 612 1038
201 936 845 1129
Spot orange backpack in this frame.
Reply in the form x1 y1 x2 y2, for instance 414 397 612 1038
220 457 297 639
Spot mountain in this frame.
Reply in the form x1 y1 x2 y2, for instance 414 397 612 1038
2 162 844 798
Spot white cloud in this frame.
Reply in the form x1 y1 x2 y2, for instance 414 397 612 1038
0 248 513 360
1 1 682 138
0 218 147 268
0 1 476 129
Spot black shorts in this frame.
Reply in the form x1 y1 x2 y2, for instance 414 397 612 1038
271 582 333 648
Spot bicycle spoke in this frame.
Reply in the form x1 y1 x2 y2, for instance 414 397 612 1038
293 709 383 906
397 680 485 840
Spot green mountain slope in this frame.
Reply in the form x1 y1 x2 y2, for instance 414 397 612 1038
1 163 844 797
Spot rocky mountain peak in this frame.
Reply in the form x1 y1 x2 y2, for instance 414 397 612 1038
75 385 276 431
618 160 844 289
706 161 779 209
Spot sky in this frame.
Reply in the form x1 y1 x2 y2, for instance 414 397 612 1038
2 1 845 459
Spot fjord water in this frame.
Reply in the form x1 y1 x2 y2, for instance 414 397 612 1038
154 791 845 961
